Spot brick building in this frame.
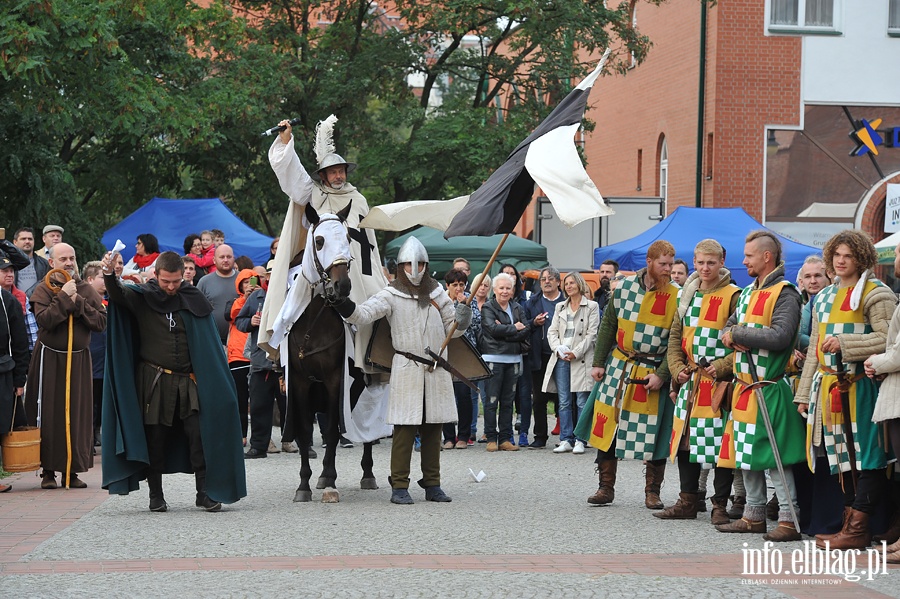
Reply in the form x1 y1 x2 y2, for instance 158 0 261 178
518 0 900 251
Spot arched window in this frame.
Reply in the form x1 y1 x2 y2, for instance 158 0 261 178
658 136 668 202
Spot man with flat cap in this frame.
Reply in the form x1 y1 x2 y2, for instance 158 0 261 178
35 225 64 260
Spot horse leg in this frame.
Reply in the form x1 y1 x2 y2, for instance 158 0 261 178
291 379 313 503
360 442 378 489
317 382 340 503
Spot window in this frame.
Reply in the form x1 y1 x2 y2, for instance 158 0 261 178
768 0 840 34
890 0 900 35
658 138 668 201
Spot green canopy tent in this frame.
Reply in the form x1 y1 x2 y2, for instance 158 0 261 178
384 226 548 279
875 230 900 265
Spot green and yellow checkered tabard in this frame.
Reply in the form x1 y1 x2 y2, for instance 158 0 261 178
805 281 888 474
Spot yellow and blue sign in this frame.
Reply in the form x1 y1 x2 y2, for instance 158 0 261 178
850 117 900 156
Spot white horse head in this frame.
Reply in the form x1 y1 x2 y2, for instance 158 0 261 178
301 202 353 304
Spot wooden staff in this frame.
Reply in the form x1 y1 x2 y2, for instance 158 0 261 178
43 268 74 489
435 233 510 360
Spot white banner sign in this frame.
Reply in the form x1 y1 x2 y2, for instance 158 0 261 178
765 221 849 249
886 184 900 233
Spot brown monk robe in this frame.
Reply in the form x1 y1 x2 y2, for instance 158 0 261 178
25 276 106 487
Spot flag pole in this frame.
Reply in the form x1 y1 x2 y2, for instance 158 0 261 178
436 232 510 358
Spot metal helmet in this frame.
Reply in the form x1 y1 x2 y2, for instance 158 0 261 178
316 153 357 175
397 236 429 286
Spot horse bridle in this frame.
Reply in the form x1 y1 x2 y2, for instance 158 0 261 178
308 217 351 307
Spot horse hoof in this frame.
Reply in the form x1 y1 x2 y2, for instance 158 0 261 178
316 476 333 490
293 489 313 503
321 489 340 503
360 477 379 490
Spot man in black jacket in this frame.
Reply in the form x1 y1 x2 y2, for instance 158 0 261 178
12 228 50 299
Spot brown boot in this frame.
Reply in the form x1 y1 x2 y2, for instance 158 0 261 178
764 521 801 542
815 506 851 542
644 462 665 509
653 492 698 519
727 495 745 519
816 508 870 550
716 517 766 533
710 498 730 526
587 460 617 505
885 538 900 563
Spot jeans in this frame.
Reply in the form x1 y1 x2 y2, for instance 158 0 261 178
515 366 532 435
744 468 799 521
553 359 589 444
484 361 520 443
471 380 487 438
443 381 473 443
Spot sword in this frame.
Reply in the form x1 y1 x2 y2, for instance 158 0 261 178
744 350 800 531
833 352 859 493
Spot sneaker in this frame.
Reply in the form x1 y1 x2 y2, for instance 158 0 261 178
307 446 318 459
340 437 354 448
528 439 547 449
518 433 528 447
477 435 488 443
554 440 574 453
442 440 454 450
573 440 586 454
268 439 281 453
244 447 267 459
467 439 475 447
282 441 299 453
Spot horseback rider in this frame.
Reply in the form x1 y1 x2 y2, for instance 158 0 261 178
261 115 388 378
334 237 472 505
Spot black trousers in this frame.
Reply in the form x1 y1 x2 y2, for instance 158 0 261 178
229 361 251 438
443 381 473 443
145 409 205 475
842 469 886 514
92 378 103 429
531 352 559 442
675 450 734 501
248 370 291 452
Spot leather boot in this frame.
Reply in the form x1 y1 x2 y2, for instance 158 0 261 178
727 495 745 519
815 506 851 542
147 471 167 512
41 470 57 490
587 460 617 505
653 492 698 519
710 498 730 526
194 471 222 512
816 508 870 550
644 462 665 509
764 521 801 542
696 496 707 513
885 538 900 563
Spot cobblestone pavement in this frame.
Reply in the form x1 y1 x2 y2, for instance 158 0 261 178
1 422 897 598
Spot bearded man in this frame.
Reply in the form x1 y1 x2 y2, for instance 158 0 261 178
25 243 107 490
334 238 472 505
576 240 679 509
261 115 388 375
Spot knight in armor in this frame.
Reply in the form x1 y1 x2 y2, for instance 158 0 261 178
261 115 388 376
334 238 472 505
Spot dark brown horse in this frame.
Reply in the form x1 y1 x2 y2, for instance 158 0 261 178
287 202 377 502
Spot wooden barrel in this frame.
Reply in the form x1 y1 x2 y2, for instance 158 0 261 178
1 427 41 472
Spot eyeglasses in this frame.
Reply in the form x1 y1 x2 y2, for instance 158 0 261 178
539 277 557 282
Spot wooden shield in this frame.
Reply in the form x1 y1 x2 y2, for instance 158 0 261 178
366 317 491 381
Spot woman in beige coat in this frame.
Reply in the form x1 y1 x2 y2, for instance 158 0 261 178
542 272 600 454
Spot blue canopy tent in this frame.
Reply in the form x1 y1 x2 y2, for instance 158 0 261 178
101 198 274 266
593 207 820 287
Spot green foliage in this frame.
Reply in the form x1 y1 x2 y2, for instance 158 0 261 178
0 0 666 258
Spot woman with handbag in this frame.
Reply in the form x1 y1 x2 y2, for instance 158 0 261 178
480 273 533 452
543 272 599 455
